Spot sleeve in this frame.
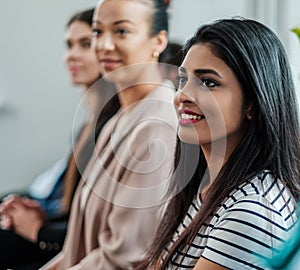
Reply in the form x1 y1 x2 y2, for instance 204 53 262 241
201 195 289 270
68 119 176 270
37 221 67 256
112 120 176 207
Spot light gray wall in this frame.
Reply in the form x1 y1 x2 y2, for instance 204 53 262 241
0 0 299 194
0 1 98 194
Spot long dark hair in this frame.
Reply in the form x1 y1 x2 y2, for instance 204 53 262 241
136 18 300 269
149 0 170 35
66 8 95 28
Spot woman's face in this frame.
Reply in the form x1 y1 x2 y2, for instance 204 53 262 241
92 0 165 83
65 20 100 88
174 43 247 153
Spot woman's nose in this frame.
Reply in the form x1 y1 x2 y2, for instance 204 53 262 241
174 87 194 107
94 34 115 52
67 45 81 60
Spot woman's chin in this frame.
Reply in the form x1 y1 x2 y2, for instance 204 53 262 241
177 128 201 145
178 134 199 145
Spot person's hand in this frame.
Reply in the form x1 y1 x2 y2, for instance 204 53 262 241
0 213 13 230
0 194 19 230
0 195 46 242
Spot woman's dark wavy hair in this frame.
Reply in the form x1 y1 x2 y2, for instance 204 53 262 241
149 0 170 35
67 8 95 28
96 0 169 36
135 17 300 269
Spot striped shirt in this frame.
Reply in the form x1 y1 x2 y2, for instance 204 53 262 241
165 171 297 270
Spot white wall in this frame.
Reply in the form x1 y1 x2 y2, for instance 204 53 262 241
285 0 300 100
169 0 250 43
0 0 299 194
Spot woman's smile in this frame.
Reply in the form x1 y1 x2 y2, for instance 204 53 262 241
178 107 205 125
99 57 122 71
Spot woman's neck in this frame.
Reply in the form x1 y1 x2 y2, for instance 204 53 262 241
116 64 163 108
201 139 228 186
200 134 243 193
81 85 101 124
117 83 158 108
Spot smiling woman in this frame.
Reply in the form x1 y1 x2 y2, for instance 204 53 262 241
91 0 169 95
40 0 178 269
175 50 246 153
135 18 300 270
0 8 119 270
64 17 100 88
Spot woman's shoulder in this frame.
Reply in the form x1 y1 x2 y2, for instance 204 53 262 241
128 86 178 134
219 171 297 225
227 171 290 202
140 82 177 118
201 171 297 270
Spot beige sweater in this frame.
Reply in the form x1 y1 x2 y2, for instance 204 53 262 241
41 82 177 270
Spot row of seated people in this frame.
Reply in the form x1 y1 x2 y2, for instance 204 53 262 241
1 1 300 269
0 5 183 270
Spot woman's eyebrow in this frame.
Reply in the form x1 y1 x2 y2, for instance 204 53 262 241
194 68 222 78
92 19 134 26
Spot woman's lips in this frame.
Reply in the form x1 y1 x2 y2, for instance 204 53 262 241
178 108 205 125
100 58 121 70
69 66 81 74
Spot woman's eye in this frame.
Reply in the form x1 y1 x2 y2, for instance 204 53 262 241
81 41 91 49
116 29 129 35
178 75 187 87
66 41 72 49
202 78 219 88
92 29 102 37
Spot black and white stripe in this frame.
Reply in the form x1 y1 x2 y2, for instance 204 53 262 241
165 171 297 270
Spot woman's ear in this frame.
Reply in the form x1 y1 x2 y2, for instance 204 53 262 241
152 30 168 54
245 102 254 120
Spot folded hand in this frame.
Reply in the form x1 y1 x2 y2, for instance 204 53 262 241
0 194 46 242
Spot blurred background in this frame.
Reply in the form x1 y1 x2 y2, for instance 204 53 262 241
0 0 299 194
